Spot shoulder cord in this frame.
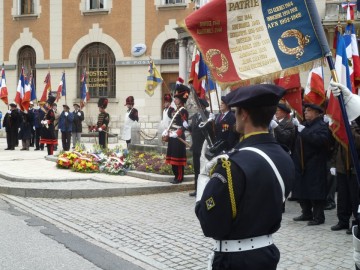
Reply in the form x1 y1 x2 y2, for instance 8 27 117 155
166 107 184 131
219 147 286 220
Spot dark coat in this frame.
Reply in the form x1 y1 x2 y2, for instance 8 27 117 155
189 110 212 154
34 108 45 128
18 113 33 140
214 111 239 151
292 117 331 200
273 117 296 153
3 109 20 132
72 110 84 132
59 111 74 132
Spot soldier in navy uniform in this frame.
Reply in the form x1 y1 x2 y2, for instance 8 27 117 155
97 98 110 149
40 96 58 155
212 96 239 152
3 102 21 150
188 98 213 196
164 84 190 184
196 84 294 270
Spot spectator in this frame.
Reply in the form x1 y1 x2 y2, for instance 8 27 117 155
58 104 74 151
72 103 84 149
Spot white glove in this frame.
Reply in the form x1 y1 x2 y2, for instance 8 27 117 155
330 81 352 104
270 119 279 129
204 154 229 175
77 112 81 116
98 127 102 132
33 126 35 130
323 115 330 123
183 121 189 129
209 113 215 121
297 124 305 132
64 112 69 116
7 110 11 114
162 130 168 137
169 131 178 138
292 118 300 126
330 167 336 176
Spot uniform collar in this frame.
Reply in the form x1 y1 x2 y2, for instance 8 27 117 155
240 131 268 142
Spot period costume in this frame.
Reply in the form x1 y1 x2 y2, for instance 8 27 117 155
165 84 190 184
58 105 74 151
40 96 58 155
3 102 21 150
72 103 84 148
121 96 139 147
97 98 110 149
196 84 294 270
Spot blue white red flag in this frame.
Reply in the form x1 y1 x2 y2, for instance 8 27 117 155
189 49 205 98
29 73 37 101
15 67 31 111
0 67 8 105
327 33 351 147
304 65 325 106
185 0 329 87
344 23 360 93
56 72 66 102
80 69 89 108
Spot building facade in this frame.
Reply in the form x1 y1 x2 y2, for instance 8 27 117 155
0 0 359 139
0 0 195 137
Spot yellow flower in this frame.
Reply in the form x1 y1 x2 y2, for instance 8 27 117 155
139 153 145 158
86 162 92 168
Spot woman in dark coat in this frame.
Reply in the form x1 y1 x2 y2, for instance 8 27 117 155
292 103 331 226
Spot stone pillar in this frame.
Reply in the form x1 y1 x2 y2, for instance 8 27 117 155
178 38 188 81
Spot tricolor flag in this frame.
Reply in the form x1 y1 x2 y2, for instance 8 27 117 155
80 69 89 108
29 73 37 101
304 65 326 106
15 67 31 111
345 23 360 93
342 2 356 22
0 67 8 105
145 60 163 97
327 33 351 148
198 52 217 94
189 49 205 98
40 72 51 104
184 0 329 88
56 72 66 102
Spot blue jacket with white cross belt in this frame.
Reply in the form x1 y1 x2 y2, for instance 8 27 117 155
195 133 294 240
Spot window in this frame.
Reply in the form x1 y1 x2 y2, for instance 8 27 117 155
20 0 34 15
18 46 36 82
164 0 185 4
161 39 179 59
88 0 105 10
77 43 116 98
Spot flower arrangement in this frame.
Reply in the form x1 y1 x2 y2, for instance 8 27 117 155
72 156 99 173
56 151 82 169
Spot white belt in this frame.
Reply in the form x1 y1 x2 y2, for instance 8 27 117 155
213 234 273 252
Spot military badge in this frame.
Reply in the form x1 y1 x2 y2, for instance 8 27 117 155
206 197 215 211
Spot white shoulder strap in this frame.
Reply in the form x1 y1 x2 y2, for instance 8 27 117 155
238 147 286 202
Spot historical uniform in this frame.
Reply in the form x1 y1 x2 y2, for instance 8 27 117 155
72 103 84 148
121 96 139 147
40 96 58 155
3 102 21 150
97 98 110 149
196 84 294 270
165 84 190 184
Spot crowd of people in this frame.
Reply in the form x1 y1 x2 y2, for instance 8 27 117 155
1 96 85 155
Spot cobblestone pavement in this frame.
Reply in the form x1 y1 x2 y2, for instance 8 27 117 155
0 193 354 270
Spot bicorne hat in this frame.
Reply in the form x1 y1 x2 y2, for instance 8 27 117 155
98 97 108 109
46 96 56 106
174 84 190 104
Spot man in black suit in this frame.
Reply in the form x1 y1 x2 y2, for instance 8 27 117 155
3 102 21 150
188 98 213 197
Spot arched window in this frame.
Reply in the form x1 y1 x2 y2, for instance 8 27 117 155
161 39 179 59
77 43 116 98
18 45 36 80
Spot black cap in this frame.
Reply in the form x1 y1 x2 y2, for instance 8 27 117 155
63 104 70 110
304 103 323 113
199 98 209 108
225 84 285 108
277 103 291 113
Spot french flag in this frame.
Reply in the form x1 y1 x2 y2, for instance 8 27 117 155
15 67 31 111
188 48 205 98
80 69 89 108
56 72 66 102
345 23 360 93
0 67 8 105
304 65 325 106
342 2 356 21
327 33 351 147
